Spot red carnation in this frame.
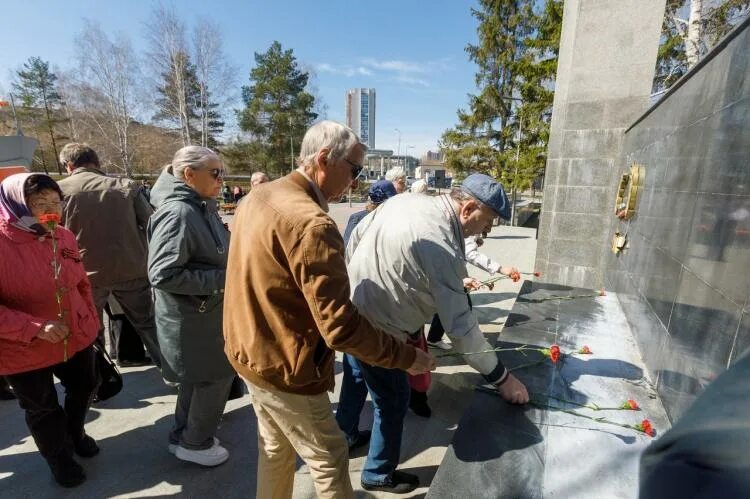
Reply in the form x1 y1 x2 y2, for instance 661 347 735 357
578 345 593 355
549 344 561 363
635 419 655 436
533 271 541 277
510 271 521 282
599 287 607 296
621 399 639 410
38 213 61 226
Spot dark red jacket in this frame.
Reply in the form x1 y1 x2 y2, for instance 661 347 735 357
0 219 99 374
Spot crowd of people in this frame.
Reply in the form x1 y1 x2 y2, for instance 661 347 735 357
0 120 527 497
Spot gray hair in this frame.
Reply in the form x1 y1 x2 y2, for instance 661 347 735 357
171 146 221 180
59 142 100 169
298 121 366 170
450 187 483 206
411 179 428 194
251 171 269 185
385 167 406 182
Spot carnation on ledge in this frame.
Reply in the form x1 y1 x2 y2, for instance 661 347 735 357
634 419 655 436
621 399 639 410
542 344 561 363
578 345 593 354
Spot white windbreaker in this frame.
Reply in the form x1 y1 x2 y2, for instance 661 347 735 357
346 193 507 383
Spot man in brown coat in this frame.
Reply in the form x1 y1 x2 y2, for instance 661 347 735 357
57 143 161 368
224 120 434 499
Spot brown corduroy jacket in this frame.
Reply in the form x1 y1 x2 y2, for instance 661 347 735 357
223 171 416 395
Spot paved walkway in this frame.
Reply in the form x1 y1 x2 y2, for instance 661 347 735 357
0 200 538 498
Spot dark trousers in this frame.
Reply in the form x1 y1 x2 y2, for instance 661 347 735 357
427 293 473 343
104 304 146 362
5 346 99 464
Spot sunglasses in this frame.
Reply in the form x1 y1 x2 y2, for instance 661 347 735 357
208 168 225 180
343 158 364 180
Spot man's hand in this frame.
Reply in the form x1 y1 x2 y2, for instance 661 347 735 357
500 266 521 282
463 277 482 291
36 321 69 343
496 373 529 404
406 348 436 375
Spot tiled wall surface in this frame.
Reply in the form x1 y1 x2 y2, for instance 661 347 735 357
603 20 750 421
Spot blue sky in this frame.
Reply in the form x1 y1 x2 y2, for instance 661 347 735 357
0 0 481 156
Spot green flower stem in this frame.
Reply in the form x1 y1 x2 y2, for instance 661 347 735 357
528 400 645 435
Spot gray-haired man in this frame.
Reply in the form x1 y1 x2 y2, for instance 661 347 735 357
57 143 161 369
338 173 529 493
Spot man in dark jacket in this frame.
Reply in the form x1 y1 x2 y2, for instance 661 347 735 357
57 143 161 368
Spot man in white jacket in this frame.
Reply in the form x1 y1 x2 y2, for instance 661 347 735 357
337 173 529 494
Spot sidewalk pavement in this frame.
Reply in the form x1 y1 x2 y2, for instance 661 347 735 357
0 200 537 498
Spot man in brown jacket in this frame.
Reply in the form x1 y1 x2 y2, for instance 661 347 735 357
57 143 161 369
224 120 434 499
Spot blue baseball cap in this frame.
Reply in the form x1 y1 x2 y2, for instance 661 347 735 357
368 180 397 205
460 173 511 220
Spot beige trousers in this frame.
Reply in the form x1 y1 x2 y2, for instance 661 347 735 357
248 383 354 499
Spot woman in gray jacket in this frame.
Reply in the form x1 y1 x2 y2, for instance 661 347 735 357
147 146 235 467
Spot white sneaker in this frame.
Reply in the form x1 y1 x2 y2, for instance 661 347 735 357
169 437 220 455
175 441 229 467
427 340 453 351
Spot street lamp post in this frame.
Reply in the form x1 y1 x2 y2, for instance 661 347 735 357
405 145 415 174
394 128 401 170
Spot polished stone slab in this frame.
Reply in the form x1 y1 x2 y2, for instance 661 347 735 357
428 281 670 498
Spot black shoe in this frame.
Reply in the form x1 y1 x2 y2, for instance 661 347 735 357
117 357 151 368
49 454 86 488
348 430 371 451
409 390 432 418
74 435 100 458
362 470 420 494
0 386 15 400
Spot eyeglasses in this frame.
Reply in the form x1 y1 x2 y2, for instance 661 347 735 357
30 201 64 211
208 168 225 180
343 158 364 180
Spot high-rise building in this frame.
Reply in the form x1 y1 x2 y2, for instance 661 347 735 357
345 88 376 149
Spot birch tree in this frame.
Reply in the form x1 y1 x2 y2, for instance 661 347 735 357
74 20 141 176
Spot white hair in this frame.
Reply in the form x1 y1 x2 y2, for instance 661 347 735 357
171 146 221 180
385 167 406 182
411 179 428 194
251 171 269 185
298 120 366 170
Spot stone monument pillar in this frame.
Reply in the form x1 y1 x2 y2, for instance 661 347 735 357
535 0 666 288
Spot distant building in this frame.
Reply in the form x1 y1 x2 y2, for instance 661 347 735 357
345 88 376 149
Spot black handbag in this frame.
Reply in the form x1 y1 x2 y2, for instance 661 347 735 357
93 340 123 401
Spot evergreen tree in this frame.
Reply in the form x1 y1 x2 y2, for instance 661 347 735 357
12 57 67 174
441 0 562 224
236 41 317 177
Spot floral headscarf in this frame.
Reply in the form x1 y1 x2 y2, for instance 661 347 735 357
0 172 50 236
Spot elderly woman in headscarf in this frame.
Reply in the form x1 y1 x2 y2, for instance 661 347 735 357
0 173 100 488
342 179 397 246
147 146 236 468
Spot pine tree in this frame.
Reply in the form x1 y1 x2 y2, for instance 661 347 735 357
12 57 68 174
440 0 562 224
236 41 317 177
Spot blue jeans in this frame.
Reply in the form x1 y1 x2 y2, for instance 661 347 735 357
336 353 410 484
